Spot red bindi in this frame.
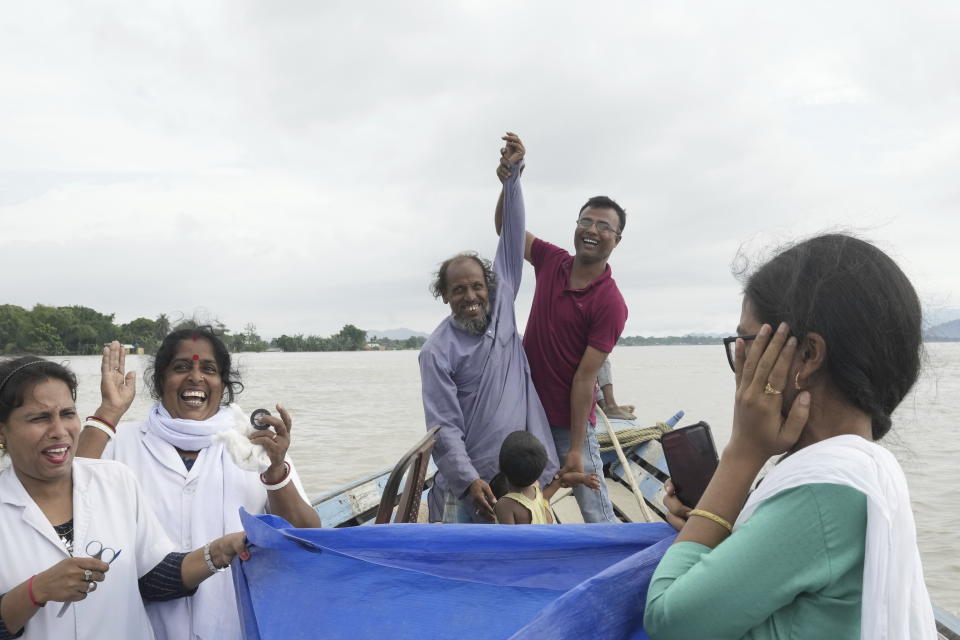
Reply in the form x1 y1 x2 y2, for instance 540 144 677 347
192 354 199 360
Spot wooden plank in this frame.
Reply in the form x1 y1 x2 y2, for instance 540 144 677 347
608 440 670 520
549 488 584 524
606 481 650 523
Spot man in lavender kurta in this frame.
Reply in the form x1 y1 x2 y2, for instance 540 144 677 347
419 154 558 523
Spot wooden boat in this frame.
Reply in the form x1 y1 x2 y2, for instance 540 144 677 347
309 417 960 639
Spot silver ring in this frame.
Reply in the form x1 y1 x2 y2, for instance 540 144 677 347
86 581 95 593
114 367 122 373
83 569 93 581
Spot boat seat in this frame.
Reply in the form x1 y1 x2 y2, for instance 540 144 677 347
375 425 441 524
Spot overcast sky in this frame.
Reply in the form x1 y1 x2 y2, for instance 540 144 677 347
2 1 958 339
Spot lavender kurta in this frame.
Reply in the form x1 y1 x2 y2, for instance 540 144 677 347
419 161 558 512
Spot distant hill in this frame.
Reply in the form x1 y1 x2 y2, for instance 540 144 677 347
368 328 430 340
925 319 960 341
925 308 960 328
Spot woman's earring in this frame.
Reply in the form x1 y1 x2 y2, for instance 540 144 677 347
795 370 805 391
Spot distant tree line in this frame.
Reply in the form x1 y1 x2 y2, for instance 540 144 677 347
272 325 367 352
271 326 425 351
0 304 169 355
368 334 428 350
0 304 424 355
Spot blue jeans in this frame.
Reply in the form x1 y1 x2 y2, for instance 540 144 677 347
551 423 618 523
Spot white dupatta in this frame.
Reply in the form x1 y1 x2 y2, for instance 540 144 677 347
735 434 936 640
145 402 270 640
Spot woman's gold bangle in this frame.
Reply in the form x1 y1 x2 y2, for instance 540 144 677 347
688 509 733 533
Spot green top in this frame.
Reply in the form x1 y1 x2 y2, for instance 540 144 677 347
645 483 867 640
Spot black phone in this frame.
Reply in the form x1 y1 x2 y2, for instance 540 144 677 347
661 422 719 507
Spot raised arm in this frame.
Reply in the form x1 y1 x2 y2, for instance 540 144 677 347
247 404 322 528
77 341 136 459
494 132 535 262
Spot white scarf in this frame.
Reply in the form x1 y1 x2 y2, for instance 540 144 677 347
145 402 269 640
735 434 936 640
147 402 271 472
147 402 237 450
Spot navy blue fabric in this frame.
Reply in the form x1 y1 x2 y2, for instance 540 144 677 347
234 509 674 640
139 551 194 601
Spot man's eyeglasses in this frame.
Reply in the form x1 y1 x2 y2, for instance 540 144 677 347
575 218 620 236
722 335 757 372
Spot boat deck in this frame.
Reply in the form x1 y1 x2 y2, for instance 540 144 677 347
310 418 959 638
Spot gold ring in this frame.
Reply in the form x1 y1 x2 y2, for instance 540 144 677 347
764 383 782 395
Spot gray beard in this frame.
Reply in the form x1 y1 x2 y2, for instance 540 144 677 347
451 313 490 336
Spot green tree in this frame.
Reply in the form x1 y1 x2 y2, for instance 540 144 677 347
30 305 116 354
226 323 268 352
0 305 31 353
25 322 67 355
119 317 159 352
155 313 171 341
240 323 268 352
68 306 116 349
335 324 367 351
403 336 426 349
272 334 302 352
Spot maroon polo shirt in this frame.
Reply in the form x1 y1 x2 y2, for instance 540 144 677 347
523 238 628 429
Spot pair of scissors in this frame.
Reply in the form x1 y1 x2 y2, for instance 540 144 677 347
56 540 123 618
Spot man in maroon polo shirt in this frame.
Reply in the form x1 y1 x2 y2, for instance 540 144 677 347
494 132 627 522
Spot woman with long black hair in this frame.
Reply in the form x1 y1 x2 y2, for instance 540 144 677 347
645 234 935 639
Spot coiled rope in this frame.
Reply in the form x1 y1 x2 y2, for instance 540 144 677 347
597 422 673 452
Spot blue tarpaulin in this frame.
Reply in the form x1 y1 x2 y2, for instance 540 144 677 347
234 509 675 640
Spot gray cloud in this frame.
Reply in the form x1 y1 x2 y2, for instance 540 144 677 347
1 1 957 339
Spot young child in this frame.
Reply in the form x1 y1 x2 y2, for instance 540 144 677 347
492 431 601 524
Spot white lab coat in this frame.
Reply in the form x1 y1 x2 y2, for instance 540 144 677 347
104 415 308 640
0 458 172 640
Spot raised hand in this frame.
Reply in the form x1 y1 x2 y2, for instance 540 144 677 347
496 131 526 182
248 403 293 481
98 341 136 425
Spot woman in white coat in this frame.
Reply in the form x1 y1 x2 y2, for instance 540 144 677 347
77 326 321 640
0 357 248 640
